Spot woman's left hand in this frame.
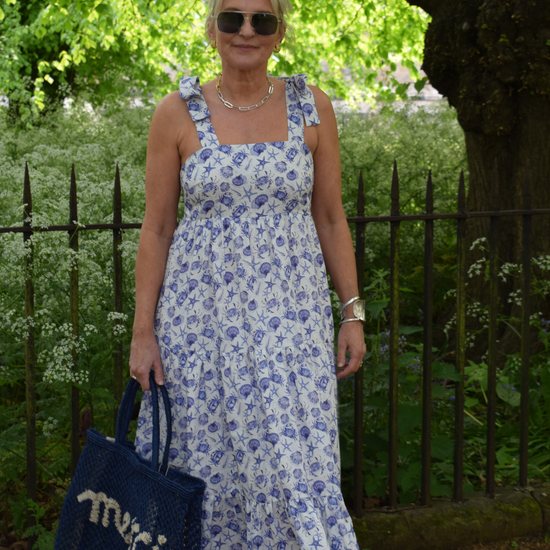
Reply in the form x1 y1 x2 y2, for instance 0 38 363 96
336 321 366 379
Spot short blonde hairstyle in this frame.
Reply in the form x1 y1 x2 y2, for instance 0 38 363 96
205 0 293 40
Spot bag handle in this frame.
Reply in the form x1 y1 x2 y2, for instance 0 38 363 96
115 372 172 474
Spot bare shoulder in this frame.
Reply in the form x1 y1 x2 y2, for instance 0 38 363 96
152 90 189 126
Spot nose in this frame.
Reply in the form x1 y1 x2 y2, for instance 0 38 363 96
239 15 256 37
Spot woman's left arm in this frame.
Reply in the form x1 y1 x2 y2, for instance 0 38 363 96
309 87 366 379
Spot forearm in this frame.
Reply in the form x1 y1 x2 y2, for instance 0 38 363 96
315 216 359 317
133 227 174 335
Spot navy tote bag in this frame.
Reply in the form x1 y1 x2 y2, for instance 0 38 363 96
55 373 205 549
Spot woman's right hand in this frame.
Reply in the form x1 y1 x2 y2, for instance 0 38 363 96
129 328 164 391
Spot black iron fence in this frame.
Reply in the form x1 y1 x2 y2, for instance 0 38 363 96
2 161 550 543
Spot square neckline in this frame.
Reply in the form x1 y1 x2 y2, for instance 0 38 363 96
181 79 300 172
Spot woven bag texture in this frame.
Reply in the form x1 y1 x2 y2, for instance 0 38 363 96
55 375 205 550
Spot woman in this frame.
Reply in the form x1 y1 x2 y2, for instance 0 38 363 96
130 0 366 548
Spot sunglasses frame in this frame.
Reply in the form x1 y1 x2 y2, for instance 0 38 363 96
214 10 282 36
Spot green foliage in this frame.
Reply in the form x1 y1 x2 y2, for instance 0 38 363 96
0 0 429 117
0 100 152 534
338 102 467 322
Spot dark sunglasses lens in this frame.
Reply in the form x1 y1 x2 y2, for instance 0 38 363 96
217 12 243 33
252 13 278 35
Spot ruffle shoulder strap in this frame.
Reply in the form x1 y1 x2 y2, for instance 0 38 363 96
179 76 211 122
279 74 320 127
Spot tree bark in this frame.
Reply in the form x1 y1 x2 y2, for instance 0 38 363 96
407 0 550 356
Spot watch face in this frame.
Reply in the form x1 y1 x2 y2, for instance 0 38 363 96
353 300 366 322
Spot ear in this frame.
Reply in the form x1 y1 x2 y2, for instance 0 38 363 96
207 17 216 42
278 24 286 44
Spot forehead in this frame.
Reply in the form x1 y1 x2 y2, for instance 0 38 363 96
220 0 275 13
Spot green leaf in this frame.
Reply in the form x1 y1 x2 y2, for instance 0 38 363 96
365 395 389 410
0 7 4 21
496 383 521 407
399 325 423 335
431 384 449 399
398 403 422 436
414 77 428 92
365 299 388 319
432 361 462 382
431 435 454 460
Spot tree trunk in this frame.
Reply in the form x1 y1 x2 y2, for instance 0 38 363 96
407 0 550 357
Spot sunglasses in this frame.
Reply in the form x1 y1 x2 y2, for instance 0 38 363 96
215 11 281 36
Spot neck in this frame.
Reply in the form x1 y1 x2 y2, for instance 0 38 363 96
218 64 270 103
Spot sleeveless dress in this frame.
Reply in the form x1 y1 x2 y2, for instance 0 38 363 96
135 74 359 550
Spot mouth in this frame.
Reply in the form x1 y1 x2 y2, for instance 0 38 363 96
234 44 257 50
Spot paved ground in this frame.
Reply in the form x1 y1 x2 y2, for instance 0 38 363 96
458 532 550 549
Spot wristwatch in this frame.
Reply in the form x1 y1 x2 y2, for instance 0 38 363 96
339 296 366 325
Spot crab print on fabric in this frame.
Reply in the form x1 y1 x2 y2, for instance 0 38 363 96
135 74 360 550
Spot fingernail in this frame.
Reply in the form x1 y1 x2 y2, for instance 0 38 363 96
337 362 344 367
157 380 164 386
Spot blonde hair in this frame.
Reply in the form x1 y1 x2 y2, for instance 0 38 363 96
205 0 293 41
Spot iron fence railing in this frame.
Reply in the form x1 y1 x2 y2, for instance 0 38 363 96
2 161 550 545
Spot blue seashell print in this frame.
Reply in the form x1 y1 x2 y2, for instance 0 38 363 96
198 148 213 163
267 317 281 332
275 161 287 173
232 175 246 186
239 384 253 399
258 262 271 277
203 200 214 213
247 439 260 452
253 194 268 209
219 144 232 154
226 326 239 340
299 426 310 441
251 143 267 156
298 309 310 324
220 166 233 178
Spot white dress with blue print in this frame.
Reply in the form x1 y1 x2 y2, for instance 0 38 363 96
135 74 359 550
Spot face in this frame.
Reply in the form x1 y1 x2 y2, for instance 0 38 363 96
209 0 285 72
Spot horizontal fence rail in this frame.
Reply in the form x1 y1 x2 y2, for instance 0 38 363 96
1 160 547 546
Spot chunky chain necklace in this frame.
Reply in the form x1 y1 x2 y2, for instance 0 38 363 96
216 74 274 112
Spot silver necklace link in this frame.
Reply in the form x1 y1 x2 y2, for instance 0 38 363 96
216 74 274 112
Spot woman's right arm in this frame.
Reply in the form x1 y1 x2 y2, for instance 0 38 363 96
129 92 187 390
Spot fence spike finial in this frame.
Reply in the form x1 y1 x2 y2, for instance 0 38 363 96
391 160 400 216
24 162 32 225
114 163 122 225
70 164 77 226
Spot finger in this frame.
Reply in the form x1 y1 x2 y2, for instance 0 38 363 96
336 335 348 369
152 357 164 386
336 343 365 379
